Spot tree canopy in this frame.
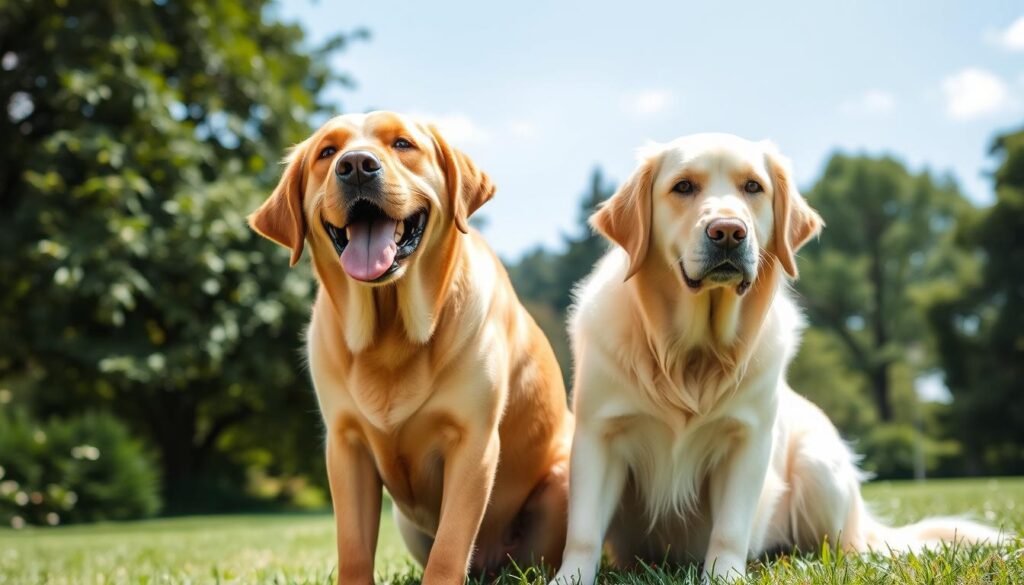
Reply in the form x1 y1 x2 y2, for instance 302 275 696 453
925 127 1024 475
796 155 972 422
0 0 364 509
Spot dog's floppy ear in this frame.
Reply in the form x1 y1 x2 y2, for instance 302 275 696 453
764 143 823 278
248 140 309 266
591 153 657 281
428 124 496 234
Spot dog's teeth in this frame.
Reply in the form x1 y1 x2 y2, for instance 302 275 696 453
394 221 405 243
345 226 352 241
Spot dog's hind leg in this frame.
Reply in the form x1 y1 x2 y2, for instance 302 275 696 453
783 428 862 553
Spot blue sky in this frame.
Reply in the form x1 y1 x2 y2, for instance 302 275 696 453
278 1 1024 260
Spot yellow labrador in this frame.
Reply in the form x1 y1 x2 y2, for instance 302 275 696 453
250 112 573 584
553 134 999 584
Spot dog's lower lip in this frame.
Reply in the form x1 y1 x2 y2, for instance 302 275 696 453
708 263 741 278
682 261 752 294
681 263 703 290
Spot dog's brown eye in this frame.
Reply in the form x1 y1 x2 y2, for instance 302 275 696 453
393 138 413 149
744 180 763 194
318 146 337 160
673 180 695 195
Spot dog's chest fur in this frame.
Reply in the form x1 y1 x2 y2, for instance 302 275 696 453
309 278 487 432
610 407 745 526
308 309 487 533
611 315 785 524
343 339 442 430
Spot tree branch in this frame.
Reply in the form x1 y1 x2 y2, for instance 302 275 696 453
197 405 254 455
804 299 873 372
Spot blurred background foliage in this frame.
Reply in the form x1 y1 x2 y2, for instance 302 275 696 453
0 0 1020 527
0 0 365 523
0 409 159 526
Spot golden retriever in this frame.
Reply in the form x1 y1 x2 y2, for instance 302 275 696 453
249 111 573 584
552 134 1000 584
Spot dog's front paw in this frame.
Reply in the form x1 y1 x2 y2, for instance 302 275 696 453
702 554 747 583
550 559 597 585
548 572 582 585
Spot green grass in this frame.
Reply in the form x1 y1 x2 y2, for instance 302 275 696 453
2 479 1021 584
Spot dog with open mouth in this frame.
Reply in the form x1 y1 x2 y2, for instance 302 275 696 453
249 111 573 585
319 145 430 283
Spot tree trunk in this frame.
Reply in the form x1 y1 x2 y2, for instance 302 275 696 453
869 224 893 421
871 364 893 422
140 390 204 512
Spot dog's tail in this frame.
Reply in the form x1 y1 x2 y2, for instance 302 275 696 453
851 495 1004 553
863 515 1003 551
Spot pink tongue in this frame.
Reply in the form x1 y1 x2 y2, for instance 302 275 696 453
340 217 399 281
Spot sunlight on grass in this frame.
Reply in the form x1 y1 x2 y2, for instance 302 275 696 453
1 479 1021 584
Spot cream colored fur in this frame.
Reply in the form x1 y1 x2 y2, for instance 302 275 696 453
552 134 1001 585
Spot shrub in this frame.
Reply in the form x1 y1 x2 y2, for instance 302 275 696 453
860 422 962 480
0 409 160 527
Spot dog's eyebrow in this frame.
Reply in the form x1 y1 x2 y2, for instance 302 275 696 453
665 168 710 186
729 164 768 182
365 112 409 138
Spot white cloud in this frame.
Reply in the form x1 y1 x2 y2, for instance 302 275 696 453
986 15 1024 51
506 119 538 139
839 89 896 116
413 112 489 147
942 68 1013 120
622 89 674 116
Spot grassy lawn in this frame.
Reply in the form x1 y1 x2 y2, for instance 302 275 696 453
2 478 1021 584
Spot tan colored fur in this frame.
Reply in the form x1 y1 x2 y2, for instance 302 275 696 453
250 112 573 585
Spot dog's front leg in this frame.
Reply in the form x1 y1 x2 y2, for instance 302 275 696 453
421 428 500 585
550 421 628 585
703 415 774 582
326 431 383 585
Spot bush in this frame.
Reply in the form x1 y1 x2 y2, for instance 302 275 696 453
860 423 962 480
0 409 160 527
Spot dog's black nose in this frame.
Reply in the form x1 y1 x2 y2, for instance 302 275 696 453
706 218 747 250
335 150 382 185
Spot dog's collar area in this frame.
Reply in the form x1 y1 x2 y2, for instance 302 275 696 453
322 203 429 282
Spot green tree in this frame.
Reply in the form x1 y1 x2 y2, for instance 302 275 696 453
797 154 971 422
787 328 876 438
554 168 613 312
0 0 363 508
925 126 1024 475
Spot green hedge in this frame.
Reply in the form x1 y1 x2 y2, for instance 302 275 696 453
0 409 160 527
